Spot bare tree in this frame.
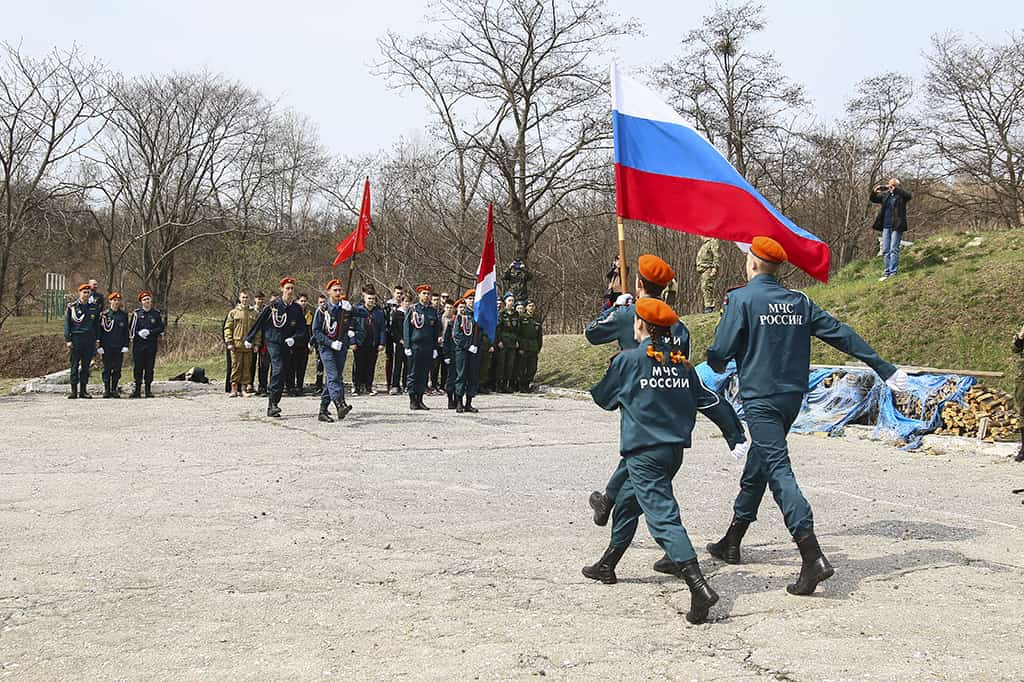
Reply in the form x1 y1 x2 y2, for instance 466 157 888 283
925 31 1024 228
0 43 107 330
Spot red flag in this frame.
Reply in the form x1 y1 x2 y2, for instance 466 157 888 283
332 178 371 267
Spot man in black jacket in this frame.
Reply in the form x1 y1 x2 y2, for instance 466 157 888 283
870 177 912 281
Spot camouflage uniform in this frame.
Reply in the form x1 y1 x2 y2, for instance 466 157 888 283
695 238 720 311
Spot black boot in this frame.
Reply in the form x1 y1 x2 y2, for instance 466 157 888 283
1015 427 1024 463
447 392 457 410
111 382 121 398
679 559 719 624
653 555 681 576
267 397 282 418
144 383 154 398
129 383 141 399
706 517 750 564
318 400 335 422
456 396 465 413
335 398 352 420
582 544 627 585
464 397 479 413
68 384 78 399
588 491 612 526
417 394 430 410
79 382 91 399
787 530 834 596
410 395 419 410
102 379 112 399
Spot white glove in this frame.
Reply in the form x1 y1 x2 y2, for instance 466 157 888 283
432 349 438 359
885 369 910 393
405 348 413 357
348 330 355 338
730 442 750 461
285 337 295 347
121 347 129 353
444 358 451 365
330 340 343 351
137 328 150 339
468 345 478 354
97 347 104 355
341 300 352 311
244 340 253 349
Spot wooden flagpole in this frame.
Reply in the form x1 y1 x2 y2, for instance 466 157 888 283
617 216 628 294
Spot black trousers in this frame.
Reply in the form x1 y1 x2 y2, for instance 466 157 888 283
102 349 124 387
384 339 397 388
224 348 232 392
69 337 95 387
430 355 444 389
352 344 379 389
390 342 407 390
257 349 269 392
133 343 157 387
314 348 324 389
292 346 310 391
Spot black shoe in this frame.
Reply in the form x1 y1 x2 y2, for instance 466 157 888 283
653 555 681 576
417 394 430 410
111 384 121 398
447 392 457 410
786 531 834 596
68 385 78 399
318 402 335 423
679 559 719 624
129 385 141 399
144 384 154 398
335 399 352 420
102 380 111 398
582 544 627 585
464 397 478 413
456 396 465 413
706 517 750 564
267 401 282 418
588 491 612 527
79 384 91 399
410 395 419 410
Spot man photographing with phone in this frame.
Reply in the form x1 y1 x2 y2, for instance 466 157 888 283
870 177 912 281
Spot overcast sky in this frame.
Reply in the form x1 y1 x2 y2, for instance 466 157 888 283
7 0 1021 156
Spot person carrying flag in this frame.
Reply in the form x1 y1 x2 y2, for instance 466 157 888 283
404 284 440 410
705 236 909 596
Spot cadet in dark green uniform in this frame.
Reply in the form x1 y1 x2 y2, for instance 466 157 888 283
129 291 166 398
97 292 130 398
1012 323 1024 462
583 298 720 624
64 283 101 399
453 298 481 413
404 284 440 410
495 294 520 392
706 236 909 596
517 300 543 391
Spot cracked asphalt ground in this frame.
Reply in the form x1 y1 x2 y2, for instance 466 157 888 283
2 390 1023 680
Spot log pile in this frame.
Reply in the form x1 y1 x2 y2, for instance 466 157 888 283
939 386 1021 441
893 377 961 422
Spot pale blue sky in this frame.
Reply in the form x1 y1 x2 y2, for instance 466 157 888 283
6 1 1021 155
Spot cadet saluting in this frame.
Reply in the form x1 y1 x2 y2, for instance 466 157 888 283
64 283 101 399
129 291 165 398
583 298 720 625
404 284 440 411
97 292 130 398
706 236 909 596
245 277 308 417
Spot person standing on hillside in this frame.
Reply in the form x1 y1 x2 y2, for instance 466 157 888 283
695 237 721 313
98 292 130 398
870 177 912 281
1013 322 1024 463
64 283 101 399
224 291 257 398
129 291 165 399
706 236 909 596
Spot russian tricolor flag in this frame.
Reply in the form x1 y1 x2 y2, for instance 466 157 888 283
611 64 830 282
473 203 498 339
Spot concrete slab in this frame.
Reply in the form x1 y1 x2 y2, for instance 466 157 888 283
1 391 1021 680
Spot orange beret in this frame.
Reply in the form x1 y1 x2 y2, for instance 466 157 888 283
279 277 295 287
416 284 432 293
325 278 341 290
137 291 151 302
637 254 675 287
463 289 476 299
454 298 467 306
77 283 91 292
750 236 787 264
108 292 122 300
636 298 679 328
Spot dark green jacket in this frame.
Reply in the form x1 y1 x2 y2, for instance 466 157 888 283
518 315 543 353
64 300 100 341
584 302 690 356
497 309 520 346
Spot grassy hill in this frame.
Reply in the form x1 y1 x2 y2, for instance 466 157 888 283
2 229 1021 395
537 229 1024 394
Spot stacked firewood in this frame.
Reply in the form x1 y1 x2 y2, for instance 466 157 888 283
939 386 1021 441
892 377 960 422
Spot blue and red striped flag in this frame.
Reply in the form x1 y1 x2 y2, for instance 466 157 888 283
473 203 498 339
611 63 830 282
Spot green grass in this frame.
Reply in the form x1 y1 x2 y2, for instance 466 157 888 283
537 229 1024 394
